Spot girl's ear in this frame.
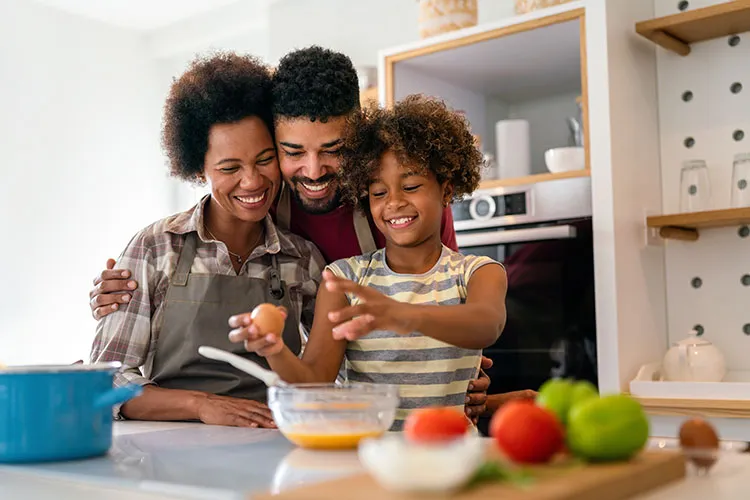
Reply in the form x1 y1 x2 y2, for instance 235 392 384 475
442 182 454 207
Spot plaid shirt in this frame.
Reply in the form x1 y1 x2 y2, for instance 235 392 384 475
90 195 325 390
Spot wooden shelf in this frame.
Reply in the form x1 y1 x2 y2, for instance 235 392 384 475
478 169 589 190
634 396 750 419
646 207 750 241
635 0 750 56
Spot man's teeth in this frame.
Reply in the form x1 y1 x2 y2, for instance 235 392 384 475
236 193 265 204
302 181 330 192
389 217 415 225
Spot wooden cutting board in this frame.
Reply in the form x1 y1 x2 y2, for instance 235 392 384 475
254 449 686 500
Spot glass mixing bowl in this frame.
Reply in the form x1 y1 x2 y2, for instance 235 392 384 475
268 383 399 450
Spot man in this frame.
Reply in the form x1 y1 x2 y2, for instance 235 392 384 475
89 46 493 420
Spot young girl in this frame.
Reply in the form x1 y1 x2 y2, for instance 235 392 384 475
229 95 507 429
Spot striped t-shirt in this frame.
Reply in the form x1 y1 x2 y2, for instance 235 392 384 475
327 246 500 430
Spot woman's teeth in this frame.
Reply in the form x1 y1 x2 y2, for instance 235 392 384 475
389 216 415 225
302 181 330 192
236 192 266 204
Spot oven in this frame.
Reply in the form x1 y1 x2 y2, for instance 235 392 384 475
453 177 598 429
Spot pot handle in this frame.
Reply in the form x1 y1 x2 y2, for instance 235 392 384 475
93 384 143 409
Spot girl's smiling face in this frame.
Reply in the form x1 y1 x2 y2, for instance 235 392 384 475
368 149 451 248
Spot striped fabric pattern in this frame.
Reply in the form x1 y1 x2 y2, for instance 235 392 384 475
327 246 500 430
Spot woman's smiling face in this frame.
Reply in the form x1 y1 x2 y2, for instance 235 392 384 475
203 116 280 223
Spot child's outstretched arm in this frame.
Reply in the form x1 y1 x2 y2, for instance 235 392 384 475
324 264 507 349
228 284 350 384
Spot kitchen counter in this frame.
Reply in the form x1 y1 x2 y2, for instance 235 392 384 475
1 421 749 499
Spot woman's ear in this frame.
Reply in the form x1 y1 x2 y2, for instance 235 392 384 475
442 182 454 207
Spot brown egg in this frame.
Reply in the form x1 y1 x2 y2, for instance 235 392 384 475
251 303 285 336
679 417 720 470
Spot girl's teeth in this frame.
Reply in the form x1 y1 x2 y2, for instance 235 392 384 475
236 193 265 203
302 181 330 192
390 217 414 225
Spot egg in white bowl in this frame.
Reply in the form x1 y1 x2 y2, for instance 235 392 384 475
358 433 485 493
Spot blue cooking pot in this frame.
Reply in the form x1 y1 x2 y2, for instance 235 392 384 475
0 362 142 463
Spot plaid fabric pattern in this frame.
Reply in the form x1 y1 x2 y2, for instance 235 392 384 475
90 195 325 390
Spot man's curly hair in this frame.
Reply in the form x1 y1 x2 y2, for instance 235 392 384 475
338 95 483 212
162 52 273 181
272 45 359 122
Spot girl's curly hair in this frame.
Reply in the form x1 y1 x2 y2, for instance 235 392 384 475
338 94 483 211
161 51 273 181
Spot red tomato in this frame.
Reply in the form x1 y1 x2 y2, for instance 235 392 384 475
490 400 564 464
404 407 469 443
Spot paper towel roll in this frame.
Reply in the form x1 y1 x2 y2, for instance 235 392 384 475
495 120 531 179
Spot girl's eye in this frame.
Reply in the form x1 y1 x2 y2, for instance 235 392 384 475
370 191 386 198
220 166 240 173
403 184 422 192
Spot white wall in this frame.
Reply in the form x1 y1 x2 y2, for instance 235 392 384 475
585 0 667 394
393 65 488 144
145 0 518 69
0 1 175 365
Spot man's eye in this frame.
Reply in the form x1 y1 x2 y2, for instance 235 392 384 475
283 150 302 157
322 149 340 156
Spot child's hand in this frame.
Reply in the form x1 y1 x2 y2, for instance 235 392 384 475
323 270 413 340
228 307 288 357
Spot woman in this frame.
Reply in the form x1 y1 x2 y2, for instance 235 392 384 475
90 52 325 428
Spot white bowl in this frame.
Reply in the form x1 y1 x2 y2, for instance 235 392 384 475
544 147 585 173
358 434 485 493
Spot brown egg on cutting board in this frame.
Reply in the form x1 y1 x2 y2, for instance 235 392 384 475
678 417 720 470
251 303 286 336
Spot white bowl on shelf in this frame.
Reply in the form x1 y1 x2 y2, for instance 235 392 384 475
545 146 585 173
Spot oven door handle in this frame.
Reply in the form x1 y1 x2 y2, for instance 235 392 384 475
456 225 577 247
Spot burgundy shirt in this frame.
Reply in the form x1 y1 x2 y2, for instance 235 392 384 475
271 200 458 264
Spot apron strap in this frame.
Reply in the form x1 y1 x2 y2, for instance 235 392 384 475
171 232 198 287
276 184 292 231
268 253 284 300
353 209 377 254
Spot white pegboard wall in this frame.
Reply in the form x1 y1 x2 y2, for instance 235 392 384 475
655 0 750 372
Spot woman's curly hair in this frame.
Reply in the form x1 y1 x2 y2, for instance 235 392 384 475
272 45 360 122
162 52 273 181
338 94 483 211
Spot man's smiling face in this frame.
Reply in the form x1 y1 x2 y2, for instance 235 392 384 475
275 116 347 214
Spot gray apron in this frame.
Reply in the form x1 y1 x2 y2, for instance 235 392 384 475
276 184 376 384
150 232 301 403
276 183 377 253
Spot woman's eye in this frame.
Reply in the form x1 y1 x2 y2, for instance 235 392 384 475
257 156 275 165
220 166 240 173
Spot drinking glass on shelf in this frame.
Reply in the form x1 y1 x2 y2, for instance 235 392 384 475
680 160 711 213
730 153 750 208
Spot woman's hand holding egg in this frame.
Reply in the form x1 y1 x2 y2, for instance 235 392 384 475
228 304 287 357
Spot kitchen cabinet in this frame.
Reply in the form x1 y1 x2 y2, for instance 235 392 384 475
377 2 589 190
377 0 750 441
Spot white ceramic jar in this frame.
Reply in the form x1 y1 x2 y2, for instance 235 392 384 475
662 330 727 382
